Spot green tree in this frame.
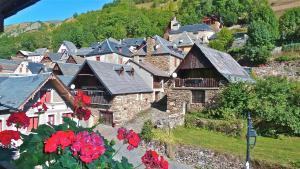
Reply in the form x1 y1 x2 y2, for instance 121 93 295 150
279 7 300 43
209 28 233 51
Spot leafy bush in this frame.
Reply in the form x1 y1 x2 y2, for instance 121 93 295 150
140 120 154 142
209 28 234 52
275 54 300 62
279 8 300 42
185 112 244 137
282 43 300 52
210 77 300 137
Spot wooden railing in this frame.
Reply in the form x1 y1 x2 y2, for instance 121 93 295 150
174 78 219 88
80 90 111 105
153 81 163 88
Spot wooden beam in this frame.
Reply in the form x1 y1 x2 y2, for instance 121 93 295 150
0 14 3 32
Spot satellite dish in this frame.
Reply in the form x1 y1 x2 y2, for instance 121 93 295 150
70 84 76 90
172 72 177 78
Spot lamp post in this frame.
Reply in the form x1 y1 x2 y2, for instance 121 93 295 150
245 112 257 169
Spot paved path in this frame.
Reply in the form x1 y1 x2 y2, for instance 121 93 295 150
95 124 192 169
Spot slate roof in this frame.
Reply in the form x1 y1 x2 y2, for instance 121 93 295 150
76 47 93 56
47 53 63 62
0 59 21 72
28 48 48 56
129 60 169 77
195 43 252 82
63 41 77 55
170 23 212 34
122 38 146 47
86 39 133 57
0 73 50 110
57 75 74 86
56 63 81 76
173 32 197 47
72 60 153 95
27 62 44 74
135 35 184 59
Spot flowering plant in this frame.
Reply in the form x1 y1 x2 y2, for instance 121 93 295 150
73 90 92 121
117 127 141 150
0 130 20 148
32 102 48 115
6 112 30 130
142 150 169 169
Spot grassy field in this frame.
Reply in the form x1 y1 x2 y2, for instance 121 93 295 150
153 127 300 167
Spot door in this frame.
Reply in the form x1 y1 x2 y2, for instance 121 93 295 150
99 110 113 125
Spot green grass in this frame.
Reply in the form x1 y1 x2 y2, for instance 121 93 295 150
153 127 300 167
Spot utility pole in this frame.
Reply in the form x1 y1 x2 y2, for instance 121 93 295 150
245 112 251 169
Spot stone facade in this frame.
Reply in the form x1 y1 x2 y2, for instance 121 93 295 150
144 55 170 73
110 93 153 125
167 86 219 116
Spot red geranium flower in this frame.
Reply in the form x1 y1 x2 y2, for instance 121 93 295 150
142 150 169 169
116 128 140 151
71 131 106 164
6 112 30 129
0 130 20 147
32 102 48 115
73 90 92 121
44 130 75 153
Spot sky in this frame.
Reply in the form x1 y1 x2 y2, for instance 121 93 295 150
5 0 112 25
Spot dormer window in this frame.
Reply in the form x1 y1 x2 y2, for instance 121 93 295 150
96 56 100 61
113 65 124 75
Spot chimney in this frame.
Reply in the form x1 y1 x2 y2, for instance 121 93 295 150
146 37 155 57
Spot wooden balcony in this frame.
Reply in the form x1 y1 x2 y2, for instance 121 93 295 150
174 78 220 88
153 81 163 89
80 90 111 105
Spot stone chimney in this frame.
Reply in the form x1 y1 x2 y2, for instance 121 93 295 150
170 17 180 31
146 37 155 57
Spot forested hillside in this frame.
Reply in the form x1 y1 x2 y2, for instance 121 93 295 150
0 0 299 65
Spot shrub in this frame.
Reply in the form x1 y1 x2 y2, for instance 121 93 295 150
140 120 154 142
275 54 300 62
185 112 244 137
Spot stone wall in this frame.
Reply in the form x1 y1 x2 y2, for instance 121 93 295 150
167 88 219 115
252 61 300 81
110 93 152 125
144 54 171 74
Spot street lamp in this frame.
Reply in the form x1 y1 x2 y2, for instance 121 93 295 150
245 112 257 169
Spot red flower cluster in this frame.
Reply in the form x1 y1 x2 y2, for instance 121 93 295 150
6 112 30 129
73 90 92 121
74 107 91 121
117 128 140 151
44 130 75 153
71 131 106 164
141 150 169 169
32 102 48 114
0 130 20 147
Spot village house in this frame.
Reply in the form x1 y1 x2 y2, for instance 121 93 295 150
40 52 65 68
85 38 134 64
0 59 21 74
121 37 146 53
165 17 215 44
57 40 78 56
69 60 153 126
128 60 170 102
65 55 85 64
172 32 197 53
52 62 81 76
26 48 49 63
167 43 252 116
12 50 32 61
13 61 45 75
0 73 74 133
135 35 184 75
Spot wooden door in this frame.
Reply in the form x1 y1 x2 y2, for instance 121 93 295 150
99 110 113 125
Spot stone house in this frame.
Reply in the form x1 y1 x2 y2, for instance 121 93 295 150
66 55 85 64
128 60 170 102
40 52 65 68
69 60 153 126
165 17 215 44
27 48 49 63
167 43 252 116
0 73 74 134
52 62 81 76
13 61 45 75
85 38 134 64
134 35 184 75
172 32 197 53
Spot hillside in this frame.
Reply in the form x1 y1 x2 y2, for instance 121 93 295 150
3 20 62 37
269 0 300 16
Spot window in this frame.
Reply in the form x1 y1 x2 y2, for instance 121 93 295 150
96 56 101 61
26 68 29 73
48 115 55 125
28 117 39 131
192 90 205 103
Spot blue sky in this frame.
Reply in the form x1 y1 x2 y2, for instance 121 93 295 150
5 0 112 25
